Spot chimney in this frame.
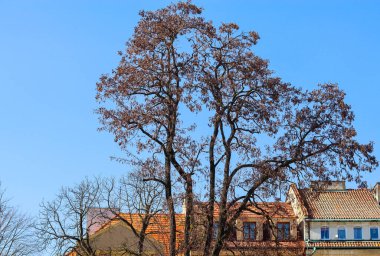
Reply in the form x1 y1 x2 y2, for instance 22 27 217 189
373 183 380 205
87 208 119 235
311 181 346 191
182 199 187 214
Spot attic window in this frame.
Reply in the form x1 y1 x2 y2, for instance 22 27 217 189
354 227 362 240
337 227 346 240
321 226 329 240
370 227 379 240
243 222 256 240
213 223 219 239
277 222 290 240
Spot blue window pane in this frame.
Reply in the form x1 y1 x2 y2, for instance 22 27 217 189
284 223 290 238
277 222 290 240
338 228 346 240
370 228 379 240
354 227 362 240
321 227 329 240
213 223 219 239
243 224 250 239
243 222 256 240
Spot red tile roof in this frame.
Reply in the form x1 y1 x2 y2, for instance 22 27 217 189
309 241 380 248
95 213 185 254
239 202 296 219
199 202 296 219
299 188 380 219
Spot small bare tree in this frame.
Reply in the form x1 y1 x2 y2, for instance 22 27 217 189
36 177 104 256
0 183 39 256
103 169 166 256
37 173 166 256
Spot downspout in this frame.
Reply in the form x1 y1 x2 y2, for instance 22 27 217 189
305 221 317 255
305 240 317 256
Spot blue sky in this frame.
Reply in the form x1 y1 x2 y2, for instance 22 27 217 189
1 0 380 218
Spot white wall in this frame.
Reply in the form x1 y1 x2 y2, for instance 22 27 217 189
308 221 380 240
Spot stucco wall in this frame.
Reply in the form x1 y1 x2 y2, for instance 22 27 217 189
286 186 306 225
307 221 380 240
90 222 163 254
308 249 380 255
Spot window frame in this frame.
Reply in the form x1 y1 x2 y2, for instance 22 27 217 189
243 222 256 241
277 222 291 241
337 226 346 240
370 227 379 240
354 226 363 240
213 222 219 239
320 226 329 240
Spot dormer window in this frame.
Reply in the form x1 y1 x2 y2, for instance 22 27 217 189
243 222 256 240
277 222 290 240
213 223 219 239
321 226 329 240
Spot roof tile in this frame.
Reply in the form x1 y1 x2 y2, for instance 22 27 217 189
300 188 380 219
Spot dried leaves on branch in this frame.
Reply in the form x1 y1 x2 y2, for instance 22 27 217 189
96 1 378 256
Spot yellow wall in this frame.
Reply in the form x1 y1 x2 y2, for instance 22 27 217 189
309 249 380 256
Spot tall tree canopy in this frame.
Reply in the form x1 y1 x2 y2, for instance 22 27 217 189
96 2 378 255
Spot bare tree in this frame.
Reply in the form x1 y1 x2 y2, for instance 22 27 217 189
36 177 104 256
103 170 166 256
96 1 378 255
97 3 212 255
37 173 166 256
0 183 39 256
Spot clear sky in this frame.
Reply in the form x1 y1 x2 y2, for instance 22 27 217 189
1 0 380 218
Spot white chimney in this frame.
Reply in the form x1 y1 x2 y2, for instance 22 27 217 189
182 199 187 214
311 181 346 191
373 183 380 205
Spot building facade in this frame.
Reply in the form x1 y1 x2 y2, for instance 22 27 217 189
68 181 380 255
287 181 380 256
191 202 304 255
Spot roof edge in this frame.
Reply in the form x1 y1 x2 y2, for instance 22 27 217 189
305 218 380 222
288 183 309 217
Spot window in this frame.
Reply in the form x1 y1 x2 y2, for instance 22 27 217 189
213 223 219 239
321 226 329 240
228 226 237 241
277 222 290 240
337 227 346 240
243 222 256 240
370 227 379 240
354 227 362 240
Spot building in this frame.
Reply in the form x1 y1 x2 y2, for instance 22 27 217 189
68 181 380 255
67 211 185 256
287 181 380 256
191 202 304 255
69 202 303 255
